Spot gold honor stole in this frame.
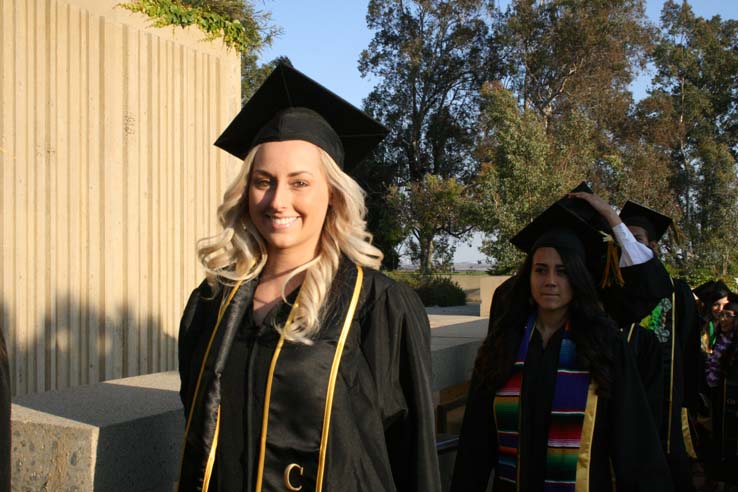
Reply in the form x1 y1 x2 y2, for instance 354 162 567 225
178 264 364 492
493 315 599 492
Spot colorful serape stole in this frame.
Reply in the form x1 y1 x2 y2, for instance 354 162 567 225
493 315 599 492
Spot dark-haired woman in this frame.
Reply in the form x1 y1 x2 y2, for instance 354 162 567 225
450 212 671 491
703 300 738 487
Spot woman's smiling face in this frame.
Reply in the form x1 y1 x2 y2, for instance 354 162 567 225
248 140 331 257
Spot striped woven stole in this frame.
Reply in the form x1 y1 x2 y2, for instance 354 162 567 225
494 314 597 492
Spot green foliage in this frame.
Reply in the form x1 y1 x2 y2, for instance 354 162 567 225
416 276 467 307
119 0 278 53
492 0 652 132
473 82 586 273
635 1 738 277
388 174 478 273
387 273 467 307
360 0 488 269
471 0 738 279
361 0 487 182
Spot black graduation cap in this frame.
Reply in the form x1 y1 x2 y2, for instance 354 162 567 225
511 202 607 271
619 201 673 243
693 280 717 302
694 280 731 306
214 63 388 171
556 181 612 234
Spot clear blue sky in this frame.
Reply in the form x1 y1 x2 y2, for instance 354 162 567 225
257 1 738 264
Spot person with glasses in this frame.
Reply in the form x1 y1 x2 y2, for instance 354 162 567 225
694 281 732 355
704 295 738 489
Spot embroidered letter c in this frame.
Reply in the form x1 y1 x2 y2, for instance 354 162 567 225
283 463 304 491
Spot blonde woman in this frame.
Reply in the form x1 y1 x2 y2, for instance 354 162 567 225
176 64 440 492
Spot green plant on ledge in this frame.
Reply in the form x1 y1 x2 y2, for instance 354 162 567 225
386 273 467 307
119 0 277 53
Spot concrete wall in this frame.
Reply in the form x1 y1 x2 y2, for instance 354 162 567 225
480 276 511 320
1 0 242 395
447 275 483 303
441 274 510 312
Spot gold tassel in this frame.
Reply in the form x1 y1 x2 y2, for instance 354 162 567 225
599 234 625 289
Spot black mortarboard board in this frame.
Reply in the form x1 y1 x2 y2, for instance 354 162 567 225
556 181 612 234
693 281 717 301
694 280 731 306
214 63 388 171
511 202 606 273
619 201 673 243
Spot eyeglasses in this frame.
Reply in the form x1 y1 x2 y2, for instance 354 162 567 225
719 311 736 320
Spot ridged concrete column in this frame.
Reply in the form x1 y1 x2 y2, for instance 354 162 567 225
0 0 242 395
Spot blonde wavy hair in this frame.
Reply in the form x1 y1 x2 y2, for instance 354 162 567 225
196 143 383 343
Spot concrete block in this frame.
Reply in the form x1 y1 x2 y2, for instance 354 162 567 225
11 372 183 492
430 319 486 391
8 314 489 491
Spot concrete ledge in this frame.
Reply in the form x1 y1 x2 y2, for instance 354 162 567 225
12 372 183 491
10 317 488 491
430 318 486 391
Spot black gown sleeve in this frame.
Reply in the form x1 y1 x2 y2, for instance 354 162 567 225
487 276 516 336
360 281 442 492
177 280 220 416
603 256 673 327
449 370 498 492
0 327 10 492
609 335 673 491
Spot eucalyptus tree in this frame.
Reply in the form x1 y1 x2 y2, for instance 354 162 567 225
358 0 490 271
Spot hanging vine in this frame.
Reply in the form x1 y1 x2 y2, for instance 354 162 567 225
119 0 278 53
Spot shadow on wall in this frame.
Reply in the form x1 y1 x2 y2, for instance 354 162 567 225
1 295 179 396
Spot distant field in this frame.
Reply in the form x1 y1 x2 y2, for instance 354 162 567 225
394 263 492 275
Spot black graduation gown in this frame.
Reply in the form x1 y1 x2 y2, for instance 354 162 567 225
487 276 514 337
601 256 674 328
666 279 700 490
625 277 700 491
450 321 672 492
706 341 738 484
626 325 665 431
0 328 9 492
177 259 441 492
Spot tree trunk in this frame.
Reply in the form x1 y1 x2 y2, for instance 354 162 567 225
419 235 435 274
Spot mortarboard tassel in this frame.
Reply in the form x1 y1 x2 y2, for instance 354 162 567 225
599 234 625 289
